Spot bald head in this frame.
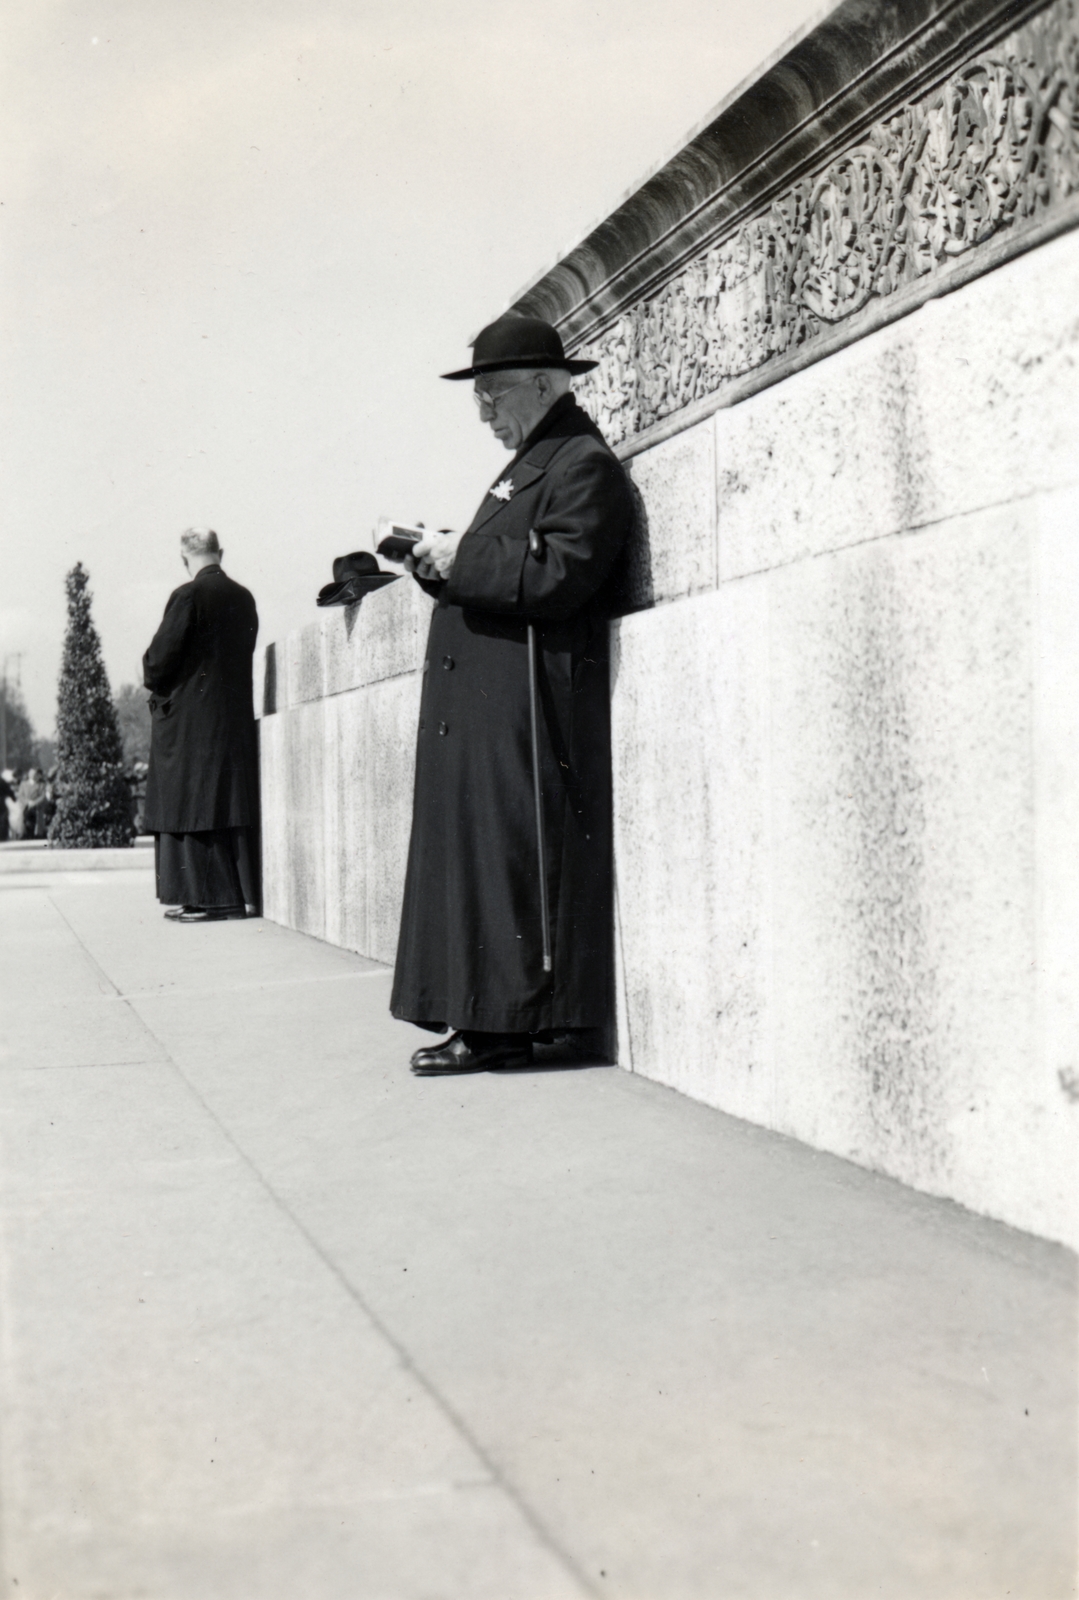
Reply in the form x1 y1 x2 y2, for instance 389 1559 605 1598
180 526 223 575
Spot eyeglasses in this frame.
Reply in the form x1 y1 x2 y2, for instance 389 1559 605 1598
472 376 536 412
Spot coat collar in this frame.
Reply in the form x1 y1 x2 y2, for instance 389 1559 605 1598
469 395 600 531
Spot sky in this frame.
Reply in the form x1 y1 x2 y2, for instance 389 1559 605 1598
1 0 822 735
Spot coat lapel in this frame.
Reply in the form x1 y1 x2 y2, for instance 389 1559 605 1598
467 434 573 533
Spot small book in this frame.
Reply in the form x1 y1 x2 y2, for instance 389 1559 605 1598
376 520 428 561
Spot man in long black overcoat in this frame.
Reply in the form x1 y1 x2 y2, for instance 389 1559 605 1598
391 315 634 1074
142 527 260 922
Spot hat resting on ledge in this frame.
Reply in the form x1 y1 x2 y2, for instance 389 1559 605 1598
441 315 597 380
317 551 399 607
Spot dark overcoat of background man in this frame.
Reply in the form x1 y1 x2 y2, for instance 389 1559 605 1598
143 527 260 923
391 315 634 1075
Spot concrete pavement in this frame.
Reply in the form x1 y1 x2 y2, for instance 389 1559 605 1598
0 858 1075 1599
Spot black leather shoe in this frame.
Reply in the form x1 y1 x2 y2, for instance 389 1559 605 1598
531 1028 605 1066
410 1032 531 1076
410 1031 463 1070
163 905 197 920
174 905 247 923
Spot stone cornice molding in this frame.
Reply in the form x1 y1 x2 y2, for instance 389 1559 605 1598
509 0 1079 455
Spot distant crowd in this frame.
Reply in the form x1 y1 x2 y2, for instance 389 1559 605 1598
0 763 149 843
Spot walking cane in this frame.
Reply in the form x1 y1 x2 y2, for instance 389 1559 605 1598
527 527 552 973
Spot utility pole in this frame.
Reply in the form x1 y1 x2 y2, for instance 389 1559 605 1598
0 654 24 774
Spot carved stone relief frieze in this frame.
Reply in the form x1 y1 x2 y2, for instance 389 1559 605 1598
574 0 1079 446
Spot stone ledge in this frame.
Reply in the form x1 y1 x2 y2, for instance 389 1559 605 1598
510 0 1079 454
513 0 1055 341
260 578 434 716
0 841 153 875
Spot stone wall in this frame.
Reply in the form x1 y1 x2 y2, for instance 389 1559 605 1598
607 227 1079 1249
259 579 433 965
259 0 1079 1248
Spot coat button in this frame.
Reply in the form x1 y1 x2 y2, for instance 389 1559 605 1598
442 655 454 670
419 718 425 731
438 721 448 736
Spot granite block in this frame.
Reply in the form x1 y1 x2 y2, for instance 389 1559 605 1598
320 606 359 701
259 642 279 719
717 227 1079 584
360 579 433 688
325 688 371 958
319 579 432 698
767 504 1038 1223
320 692 346 952
1032 485 1079 1245
258 714 289 928
627 418 717 605
611 581 773 1123
915 229 1079 531
282 624 324 710
364 675 422 967
608 495 1076 1245
716 328 930 579
278 701 328 942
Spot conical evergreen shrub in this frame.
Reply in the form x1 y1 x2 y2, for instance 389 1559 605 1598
49 563 133 848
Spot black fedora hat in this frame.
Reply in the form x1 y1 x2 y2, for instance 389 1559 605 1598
317 551 399 607
441 314 597 381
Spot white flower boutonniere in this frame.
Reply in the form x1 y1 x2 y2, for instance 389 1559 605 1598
490 478 514 502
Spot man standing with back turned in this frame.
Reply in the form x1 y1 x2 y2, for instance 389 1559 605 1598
143 528 260 923
391 315 634 1075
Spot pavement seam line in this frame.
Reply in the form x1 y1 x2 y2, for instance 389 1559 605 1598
0 1112 17 1592
122 967 391 1001
0 1058 170 1073
46 895 122 996
113 990 602 1600
30 899 596 1591
2 970 390 1009
40 898 389 1003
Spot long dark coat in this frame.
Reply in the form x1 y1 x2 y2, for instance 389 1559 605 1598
391 394 634 1034
142 565 259 834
